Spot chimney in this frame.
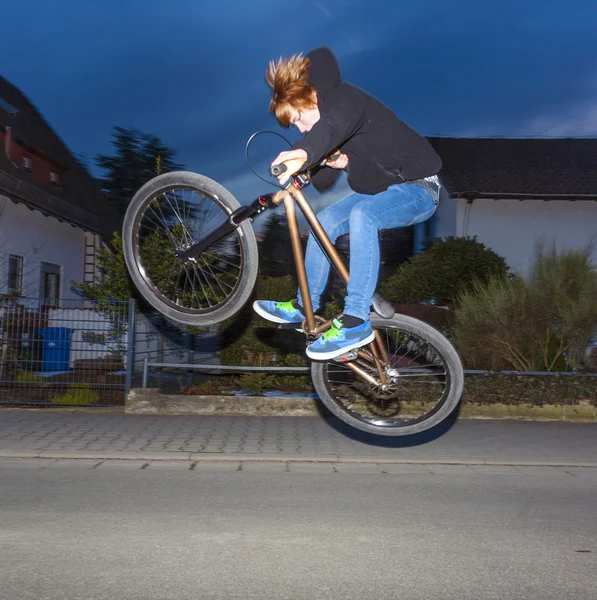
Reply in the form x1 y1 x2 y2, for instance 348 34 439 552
4 126 11 160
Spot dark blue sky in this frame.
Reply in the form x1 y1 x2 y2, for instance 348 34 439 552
2 0 597 211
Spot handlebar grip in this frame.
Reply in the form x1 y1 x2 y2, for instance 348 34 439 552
329 152 341 162
271 163 288 177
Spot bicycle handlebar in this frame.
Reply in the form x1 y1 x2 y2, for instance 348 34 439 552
270 163 287 177
270 152 342 178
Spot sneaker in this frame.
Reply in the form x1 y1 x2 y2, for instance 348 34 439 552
306 318 376 360
252 299 304 326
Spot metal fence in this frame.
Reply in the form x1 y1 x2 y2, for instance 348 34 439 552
0 295 224 407
0 296 133 407
131 316 224 395
4 294 595 407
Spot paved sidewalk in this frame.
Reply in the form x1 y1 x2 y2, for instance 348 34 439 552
1 409 597 465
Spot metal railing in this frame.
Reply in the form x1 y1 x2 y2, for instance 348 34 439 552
139 359 597 392
140 358 309 388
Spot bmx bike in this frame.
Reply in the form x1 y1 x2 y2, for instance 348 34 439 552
122 147 463 436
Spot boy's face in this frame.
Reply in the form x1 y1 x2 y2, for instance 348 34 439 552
288 95 320 133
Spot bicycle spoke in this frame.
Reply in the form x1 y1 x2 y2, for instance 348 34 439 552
323 321 450 427
132 185 244 314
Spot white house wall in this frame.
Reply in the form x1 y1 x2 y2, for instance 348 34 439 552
454 197 597 275
47 308 218 370
0 194 85 300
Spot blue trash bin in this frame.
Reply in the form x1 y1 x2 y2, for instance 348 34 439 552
40 327 73 372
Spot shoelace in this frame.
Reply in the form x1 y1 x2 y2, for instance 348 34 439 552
322 318 343 341
275 300 297 312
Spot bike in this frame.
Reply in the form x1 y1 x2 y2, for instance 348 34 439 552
122 139 464 436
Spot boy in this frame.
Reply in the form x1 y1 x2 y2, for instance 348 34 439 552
253 47 442 360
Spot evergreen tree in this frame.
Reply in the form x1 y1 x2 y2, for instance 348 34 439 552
95 127 184 215
257 212 297 279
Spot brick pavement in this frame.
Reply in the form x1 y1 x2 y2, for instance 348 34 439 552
1 409 596 465
0 410 597 466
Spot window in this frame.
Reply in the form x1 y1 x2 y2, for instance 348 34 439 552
22 155 31 170
40 262 61 308
49 171 60 186
8 254 23 294
0 97 19 116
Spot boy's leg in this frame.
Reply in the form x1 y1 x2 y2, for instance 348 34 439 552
306 184 438 360
344 183 438 321
253 191 363 324
296 191 365 312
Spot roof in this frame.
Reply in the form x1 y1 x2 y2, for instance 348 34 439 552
0 76 121 235
428 137 597 200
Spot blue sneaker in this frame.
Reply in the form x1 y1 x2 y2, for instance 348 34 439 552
306 318 376 360
253 299 304 326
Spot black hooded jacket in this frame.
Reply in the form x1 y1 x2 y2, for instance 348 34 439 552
291 47 442 195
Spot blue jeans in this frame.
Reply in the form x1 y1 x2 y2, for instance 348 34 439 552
297 182 439 321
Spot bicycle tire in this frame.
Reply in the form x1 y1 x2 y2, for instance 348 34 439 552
311 313 464 436
122 171 258 326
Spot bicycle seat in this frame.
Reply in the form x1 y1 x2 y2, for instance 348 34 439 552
372 293 395 319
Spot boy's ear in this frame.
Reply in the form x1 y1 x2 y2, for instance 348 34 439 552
311 89 319 106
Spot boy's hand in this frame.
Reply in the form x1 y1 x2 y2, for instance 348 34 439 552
271 149 308 185
326 152 349 170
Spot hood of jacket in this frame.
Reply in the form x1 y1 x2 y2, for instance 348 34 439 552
306 47 341 106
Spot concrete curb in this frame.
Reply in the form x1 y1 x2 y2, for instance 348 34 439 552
125 388 597 422
1 448 596 467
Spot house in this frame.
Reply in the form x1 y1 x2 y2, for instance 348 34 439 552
0 75 120 306
425 137 597 275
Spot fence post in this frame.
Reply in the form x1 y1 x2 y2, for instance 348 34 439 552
125 298 136 394
142 357 149 388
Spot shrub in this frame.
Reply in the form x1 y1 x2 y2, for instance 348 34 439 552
379 236 509 307
236 372 280 394
219 275 307 367
452 246 597 372
179 378 226 396
15 372 47 388
51 385 100 406
234 372 313 394
461 372 597 406
529 245 597 368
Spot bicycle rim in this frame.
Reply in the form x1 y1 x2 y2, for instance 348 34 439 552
314 316 460 433
130 184 246 317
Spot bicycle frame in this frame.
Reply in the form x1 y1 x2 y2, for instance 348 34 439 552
176 172 391 386
270 181 390 386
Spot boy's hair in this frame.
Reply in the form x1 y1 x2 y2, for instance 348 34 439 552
266 53 315 128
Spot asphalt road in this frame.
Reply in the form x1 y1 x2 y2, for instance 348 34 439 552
1 459 596 599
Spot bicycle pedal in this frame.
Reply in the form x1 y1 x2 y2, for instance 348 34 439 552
333 350 358 363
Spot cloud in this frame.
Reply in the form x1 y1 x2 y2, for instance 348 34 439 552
312 0 333 20
519 96 597 137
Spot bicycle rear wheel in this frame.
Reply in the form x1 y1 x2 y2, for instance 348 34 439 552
122 172 258 326
311 313 464 436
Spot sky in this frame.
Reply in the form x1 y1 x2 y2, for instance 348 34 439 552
2 0 597 215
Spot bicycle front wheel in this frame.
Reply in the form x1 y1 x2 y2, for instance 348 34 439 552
311 313 464 436
122 172 258 326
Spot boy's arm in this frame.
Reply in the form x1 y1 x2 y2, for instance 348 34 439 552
310 164 341 191
291 89 365 167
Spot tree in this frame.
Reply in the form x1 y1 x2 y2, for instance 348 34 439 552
72 231 203 343
71 232 136 359
95 127 184 215
257 212 298 279
73 232 134 302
